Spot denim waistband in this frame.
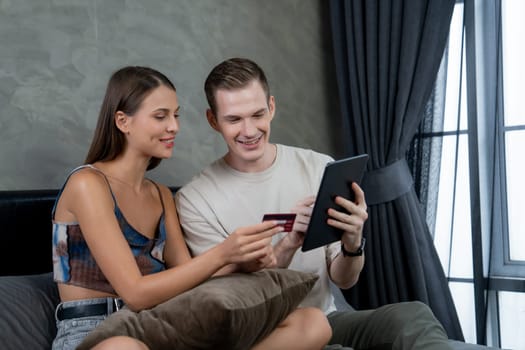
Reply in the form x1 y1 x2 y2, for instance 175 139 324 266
55 297 124 321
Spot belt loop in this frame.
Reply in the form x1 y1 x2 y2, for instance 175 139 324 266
114 298 121 312
106 297 113 315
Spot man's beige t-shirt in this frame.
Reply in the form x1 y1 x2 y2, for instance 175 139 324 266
175 144 340 314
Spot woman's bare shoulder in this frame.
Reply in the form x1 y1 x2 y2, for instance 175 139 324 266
155 182 174 198
152 182 178 215
57 167 114 207
65 166 108 192
55 166 113 221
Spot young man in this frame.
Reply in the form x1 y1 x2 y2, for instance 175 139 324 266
175 57 452 350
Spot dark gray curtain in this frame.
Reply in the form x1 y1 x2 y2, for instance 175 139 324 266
329 0 464 341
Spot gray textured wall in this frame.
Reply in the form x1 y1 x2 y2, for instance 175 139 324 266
0 0 342 190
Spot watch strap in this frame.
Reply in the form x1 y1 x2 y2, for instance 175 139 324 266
341 237 366 257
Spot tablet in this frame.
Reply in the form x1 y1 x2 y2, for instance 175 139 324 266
301 154 369 252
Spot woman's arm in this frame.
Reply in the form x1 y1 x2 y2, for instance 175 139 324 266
63 173 281 311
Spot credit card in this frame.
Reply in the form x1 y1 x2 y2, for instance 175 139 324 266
262 213 297 232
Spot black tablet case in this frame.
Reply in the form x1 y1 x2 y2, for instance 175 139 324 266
301 154 369 252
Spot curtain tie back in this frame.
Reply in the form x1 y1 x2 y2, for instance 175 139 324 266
360 158 413 206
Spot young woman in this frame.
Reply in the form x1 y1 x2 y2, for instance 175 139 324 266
51 66 331 350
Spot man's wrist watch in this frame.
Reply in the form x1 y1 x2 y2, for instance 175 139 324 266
341 237 366 257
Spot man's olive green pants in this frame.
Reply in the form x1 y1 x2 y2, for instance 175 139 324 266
324 301 452 350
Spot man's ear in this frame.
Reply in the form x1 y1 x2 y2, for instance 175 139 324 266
115 111 129 134
206 109 220 132
268 95 276 121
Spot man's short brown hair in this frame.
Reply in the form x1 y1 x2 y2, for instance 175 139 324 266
204 58 270 114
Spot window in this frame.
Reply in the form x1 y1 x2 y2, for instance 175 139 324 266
409 1 525 348
500 0 525 265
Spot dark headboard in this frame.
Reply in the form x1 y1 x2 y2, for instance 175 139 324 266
0 187 179 276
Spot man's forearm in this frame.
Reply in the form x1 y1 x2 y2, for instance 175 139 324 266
329 253 364 289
